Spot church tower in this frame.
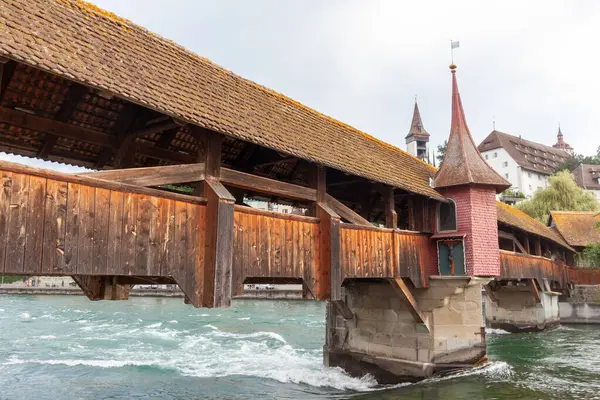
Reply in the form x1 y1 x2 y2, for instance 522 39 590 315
405 100 430 160
552 125 574 154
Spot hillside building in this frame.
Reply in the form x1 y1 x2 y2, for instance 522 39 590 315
477 130 571 198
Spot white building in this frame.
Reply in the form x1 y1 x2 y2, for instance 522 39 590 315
572 164 600 202
477 130 571 198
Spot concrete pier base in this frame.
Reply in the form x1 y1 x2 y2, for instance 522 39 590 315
485 281 559 332
560 285 600 324
323 277 489 384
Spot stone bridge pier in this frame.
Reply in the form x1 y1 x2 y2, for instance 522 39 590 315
324 277 489 384
485 280 560 332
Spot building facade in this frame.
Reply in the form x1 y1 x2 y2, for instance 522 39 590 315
572 164 600 202
477 130 571 198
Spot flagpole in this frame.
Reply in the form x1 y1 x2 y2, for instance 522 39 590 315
450 40 454 65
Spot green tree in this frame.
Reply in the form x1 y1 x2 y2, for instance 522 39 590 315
556 150 600 172
516 170 599 223
436 140 448 166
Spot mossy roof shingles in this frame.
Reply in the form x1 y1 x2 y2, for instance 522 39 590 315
496 201 573 251
0 0 443 200
549 211 600 248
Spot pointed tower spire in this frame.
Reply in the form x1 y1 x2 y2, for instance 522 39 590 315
434 65 510 192
552 122 573 153
405 99 430 159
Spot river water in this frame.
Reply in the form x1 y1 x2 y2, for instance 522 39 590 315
0 295 599 400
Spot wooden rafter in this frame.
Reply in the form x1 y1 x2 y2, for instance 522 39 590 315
38 84 89 158
220 168 317 201
95 103 137 168
0 58 16 103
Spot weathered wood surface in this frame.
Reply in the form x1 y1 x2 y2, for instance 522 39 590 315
568 268 600 285
0 167 207 305
499 250 568 289
231 205 320 298
340 226 430 288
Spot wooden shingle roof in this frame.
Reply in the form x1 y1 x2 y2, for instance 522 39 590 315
434 66 510 192
496 201 573 251
549 211 600 248
0 0 444 200
478 130 570 176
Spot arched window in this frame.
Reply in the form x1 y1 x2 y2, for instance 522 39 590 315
437 199 457 232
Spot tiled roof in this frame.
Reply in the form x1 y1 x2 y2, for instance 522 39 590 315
0 0 444 200
496 201 573 251
434 67 510 192
573 164 600 191
549 211 600 248
478 130 570 175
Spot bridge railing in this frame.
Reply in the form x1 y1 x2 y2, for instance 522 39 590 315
499 250 568 288
340 225 430 287
568 268 600 285
0 161 208 302
231 205 320 297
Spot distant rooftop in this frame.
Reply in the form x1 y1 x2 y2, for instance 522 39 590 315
478 130 570 175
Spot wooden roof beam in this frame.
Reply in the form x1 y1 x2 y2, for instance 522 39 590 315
82 163 205 187
95 104 138 168
38 84 89 159
0 57 16 103
220 168 317 202
325 194 370 226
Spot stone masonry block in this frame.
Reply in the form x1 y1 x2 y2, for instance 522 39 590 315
392 346 417 361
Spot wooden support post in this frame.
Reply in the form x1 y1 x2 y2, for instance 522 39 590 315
325 194 370 226
534 238 542 256
72 275 132 301
310 165 341 301
384 186 398 229
407 198 415 230
196 129 235 308
390 278 430 332
524 235 531 255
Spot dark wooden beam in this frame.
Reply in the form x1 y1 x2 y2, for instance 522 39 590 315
0 106 116 147
95 104 138 168
0 58 16 103
156 128 179 149
384 186 398 229
82 163 205 187
136 142 196 164
114 121 179 168
390 278 429 332
332 299 354 319
220 168 317 202
325 194 370 226
254 156 297 169
38 84 89 158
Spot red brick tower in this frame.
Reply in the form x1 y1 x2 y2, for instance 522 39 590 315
434 65 510 276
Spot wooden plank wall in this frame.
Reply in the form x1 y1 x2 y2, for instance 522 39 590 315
499 250 567 289
0 170 205 288
231 206 320 297
340 225 430 287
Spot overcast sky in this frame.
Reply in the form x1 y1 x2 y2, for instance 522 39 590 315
3 0 599 170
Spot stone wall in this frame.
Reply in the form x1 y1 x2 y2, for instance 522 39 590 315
325 277 487 383
560 284 600 324
485 283 559 332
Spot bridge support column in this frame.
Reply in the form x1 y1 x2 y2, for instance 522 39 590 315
324 277 488 384
560 285 600 324
485 280 559 332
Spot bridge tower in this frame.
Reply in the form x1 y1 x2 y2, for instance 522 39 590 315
322 65 511 383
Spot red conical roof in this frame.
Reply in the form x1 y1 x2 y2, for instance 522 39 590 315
434 65 510 192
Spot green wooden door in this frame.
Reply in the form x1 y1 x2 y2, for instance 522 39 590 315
438 241 465 275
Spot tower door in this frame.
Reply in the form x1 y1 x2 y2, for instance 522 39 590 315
438 240 465 275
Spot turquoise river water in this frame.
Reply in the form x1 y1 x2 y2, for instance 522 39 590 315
1 295 600 399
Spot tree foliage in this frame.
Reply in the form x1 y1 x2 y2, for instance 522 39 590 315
556 147 600 172
436 140 448 166
516 170 599 223
583 243 600 269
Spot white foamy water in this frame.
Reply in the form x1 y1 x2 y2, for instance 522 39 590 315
486 327 511 335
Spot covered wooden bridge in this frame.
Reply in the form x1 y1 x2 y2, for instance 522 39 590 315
0 0 596 311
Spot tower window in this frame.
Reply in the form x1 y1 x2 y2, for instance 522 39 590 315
438 199 457 232
485 154 489 160
503 161 508 167
493 152 498 158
